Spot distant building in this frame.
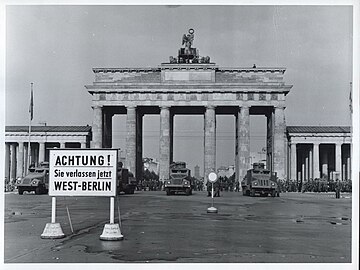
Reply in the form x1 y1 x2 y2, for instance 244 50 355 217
143 157 160 175
217 165 235 178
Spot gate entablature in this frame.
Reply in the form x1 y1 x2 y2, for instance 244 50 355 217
90 66 289 86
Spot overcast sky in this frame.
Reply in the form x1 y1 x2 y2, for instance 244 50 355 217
4 5 353 174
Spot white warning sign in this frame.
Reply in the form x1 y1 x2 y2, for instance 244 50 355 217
49 149 117 197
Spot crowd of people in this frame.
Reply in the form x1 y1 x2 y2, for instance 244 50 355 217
278 178 352 193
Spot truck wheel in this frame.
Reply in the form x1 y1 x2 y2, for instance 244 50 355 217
18 188 24 195
276 191 280 197
35 187 41 195
271 190 276 197
185 188 191 196
165 188 171 196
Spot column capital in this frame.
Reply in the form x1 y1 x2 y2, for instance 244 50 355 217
160 105 170 110
91 105 103 109
206 105 216 110
274 105 286 110
126 105 136 110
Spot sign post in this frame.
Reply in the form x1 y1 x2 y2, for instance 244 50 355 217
207 172 218 213
41 149 123 240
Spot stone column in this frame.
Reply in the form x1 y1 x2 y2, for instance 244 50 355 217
309 147 313 179
10 144 17 181
335 143 342 180
92 105 103 148
60 142 66 149
321 147 328 178
273 106 287 179
24 143 28 173
159 106 170 181
204 106 216 182
17 142 24 178
301 154 305 182
313 143 320 179
235 113 240 182
266 113 273 171
5 143 11 181
305 150 309 181
237 106 250 182
38 142 45 162
125 106 136 174
290 143 297 180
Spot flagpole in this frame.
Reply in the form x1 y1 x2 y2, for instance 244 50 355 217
28 82 33 172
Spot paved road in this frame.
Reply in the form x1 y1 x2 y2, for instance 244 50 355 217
4 191 352 263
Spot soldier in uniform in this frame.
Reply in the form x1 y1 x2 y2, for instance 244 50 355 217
214 180 220 197
207 181 212 197
335 179 341 199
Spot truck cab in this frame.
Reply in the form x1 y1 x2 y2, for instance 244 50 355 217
16 162 49 195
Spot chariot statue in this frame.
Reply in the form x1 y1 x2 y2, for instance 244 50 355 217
168 28 210 64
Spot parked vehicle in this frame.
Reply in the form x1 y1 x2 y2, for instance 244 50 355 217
16 162 49 195
164 161 192 195
117 165 137 194
241 163 280 197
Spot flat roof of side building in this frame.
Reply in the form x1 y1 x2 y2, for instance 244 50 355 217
287 126 350 133
5 126 92 133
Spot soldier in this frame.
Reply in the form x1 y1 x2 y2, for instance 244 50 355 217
335 179 341 199
214 181 220 197
207 181 212 197
235 181 240 192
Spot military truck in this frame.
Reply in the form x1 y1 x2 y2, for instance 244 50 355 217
16 162 49 195
164 161 192 195
241 163 280 197
117 163 137 194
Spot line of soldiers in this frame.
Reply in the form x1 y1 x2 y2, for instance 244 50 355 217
137 179 163 191
278 178 352 193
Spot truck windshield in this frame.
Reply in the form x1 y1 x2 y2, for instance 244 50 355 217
171 174 186 179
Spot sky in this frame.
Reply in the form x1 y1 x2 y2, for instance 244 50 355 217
4 4 354 175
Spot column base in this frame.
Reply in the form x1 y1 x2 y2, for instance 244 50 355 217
41 223 65 239
100 223 124 241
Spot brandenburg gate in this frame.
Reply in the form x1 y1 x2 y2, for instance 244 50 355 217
85 29 292 183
